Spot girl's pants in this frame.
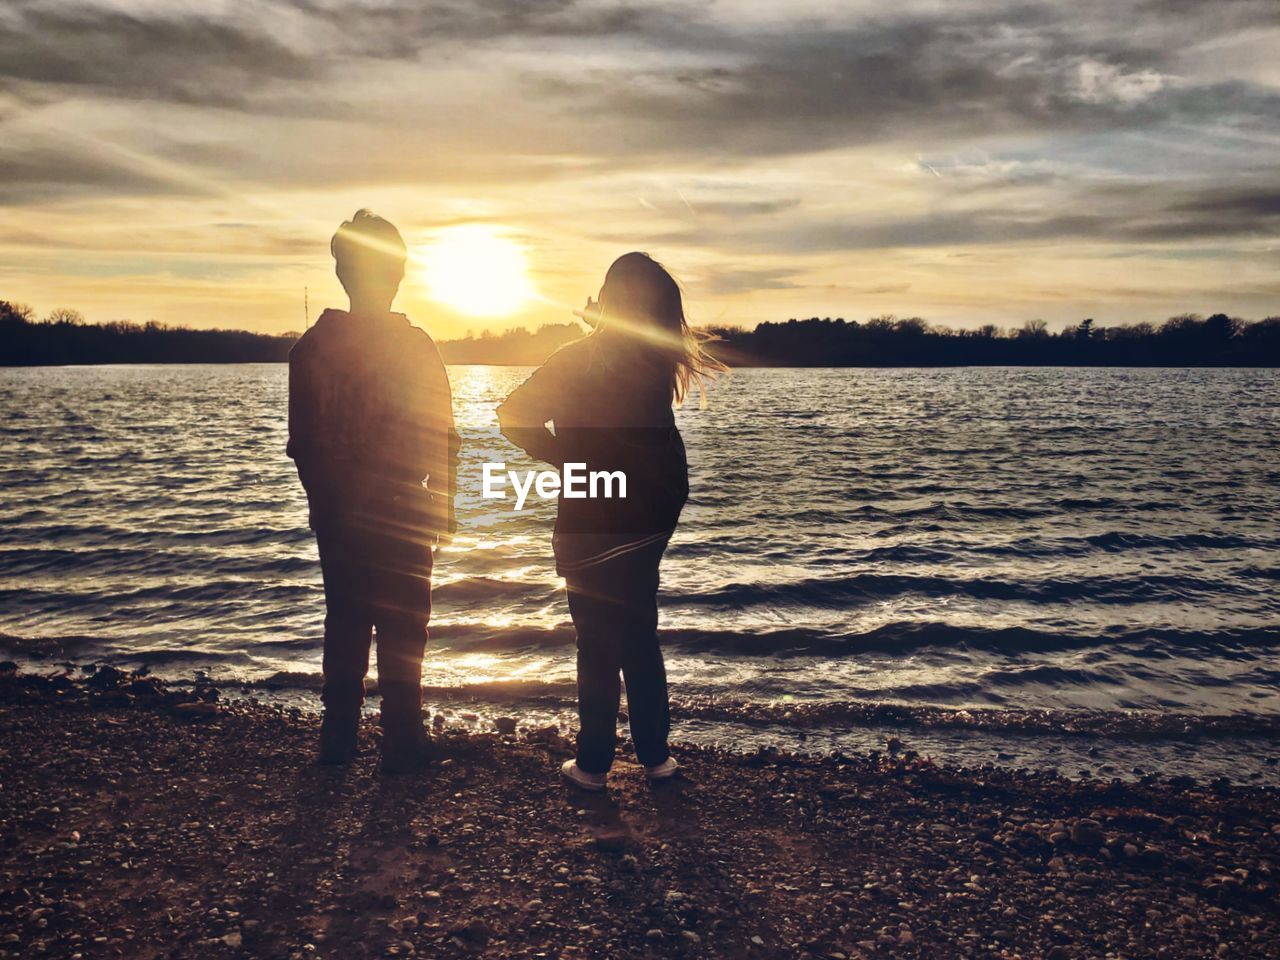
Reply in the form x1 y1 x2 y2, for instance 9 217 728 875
565 538 671 774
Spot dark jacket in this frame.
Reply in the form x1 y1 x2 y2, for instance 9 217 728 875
287 309 459 541
497 335 687 574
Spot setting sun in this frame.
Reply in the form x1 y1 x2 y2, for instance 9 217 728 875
421 225 533 318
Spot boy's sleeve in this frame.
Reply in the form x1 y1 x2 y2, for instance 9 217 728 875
286 345 312 465
419 341 458 543
286 352 299 461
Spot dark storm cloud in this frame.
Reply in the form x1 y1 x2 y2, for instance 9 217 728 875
692 199 801 218
1124 188 1280 242
1169 188 1280 219
0 2 318 108
0 0 653 109
677 179 1280 254
536 7 1280 157
2 0 1280 251
0 145 187 205
685 266 800 296
540 19 1052 151
1138 0 1277 17
5 0 1274 129
293 0 648 52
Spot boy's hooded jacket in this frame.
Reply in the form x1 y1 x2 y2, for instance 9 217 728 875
287 309 459 542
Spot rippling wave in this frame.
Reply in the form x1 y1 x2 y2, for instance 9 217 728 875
2 364 1279 776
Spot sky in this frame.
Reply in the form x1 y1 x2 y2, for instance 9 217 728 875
1 0 1278 338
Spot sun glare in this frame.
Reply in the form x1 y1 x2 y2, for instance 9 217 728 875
422 225 533 318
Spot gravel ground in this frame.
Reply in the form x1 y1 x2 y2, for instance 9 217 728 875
1 668 1277 959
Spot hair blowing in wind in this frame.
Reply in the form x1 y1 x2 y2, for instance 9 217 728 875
595 252 727 406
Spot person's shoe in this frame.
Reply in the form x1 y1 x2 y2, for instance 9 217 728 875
379 686 435 775
316 710 359 766
380 728 435 775
560 760 607 792
644 757 679 781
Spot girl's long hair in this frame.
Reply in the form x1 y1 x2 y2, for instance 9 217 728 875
593 252 726 405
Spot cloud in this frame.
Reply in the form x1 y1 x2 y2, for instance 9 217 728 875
2 0 1277 190
0 144 184 204
686 177 1280 254
2 0 1280 330
0 2 318 108
682 265 801 296
0 0 660 114
3 1 1274 145
294 0 649 48
1070 60 1169 105
1169 186 1280 218
526 3 1280 159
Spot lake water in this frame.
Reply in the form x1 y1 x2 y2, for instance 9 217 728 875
2 364 1278 781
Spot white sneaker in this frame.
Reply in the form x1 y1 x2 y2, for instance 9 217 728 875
560 760 607 791
644 757 679 781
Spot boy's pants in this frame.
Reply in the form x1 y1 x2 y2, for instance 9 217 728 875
315 511 432 727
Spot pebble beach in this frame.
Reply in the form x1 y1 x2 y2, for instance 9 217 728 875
2 667 1278 959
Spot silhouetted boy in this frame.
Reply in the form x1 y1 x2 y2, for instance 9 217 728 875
288 210 458 773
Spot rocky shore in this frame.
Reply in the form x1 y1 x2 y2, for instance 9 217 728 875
2 667 1277 959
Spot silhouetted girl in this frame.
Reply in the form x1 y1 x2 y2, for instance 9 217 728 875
498 252 723 790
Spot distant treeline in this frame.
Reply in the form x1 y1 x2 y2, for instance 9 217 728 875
3 300 1279 367
437 323 583 365
0 305 297 365
710 314 1280 367
0 302 580 366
